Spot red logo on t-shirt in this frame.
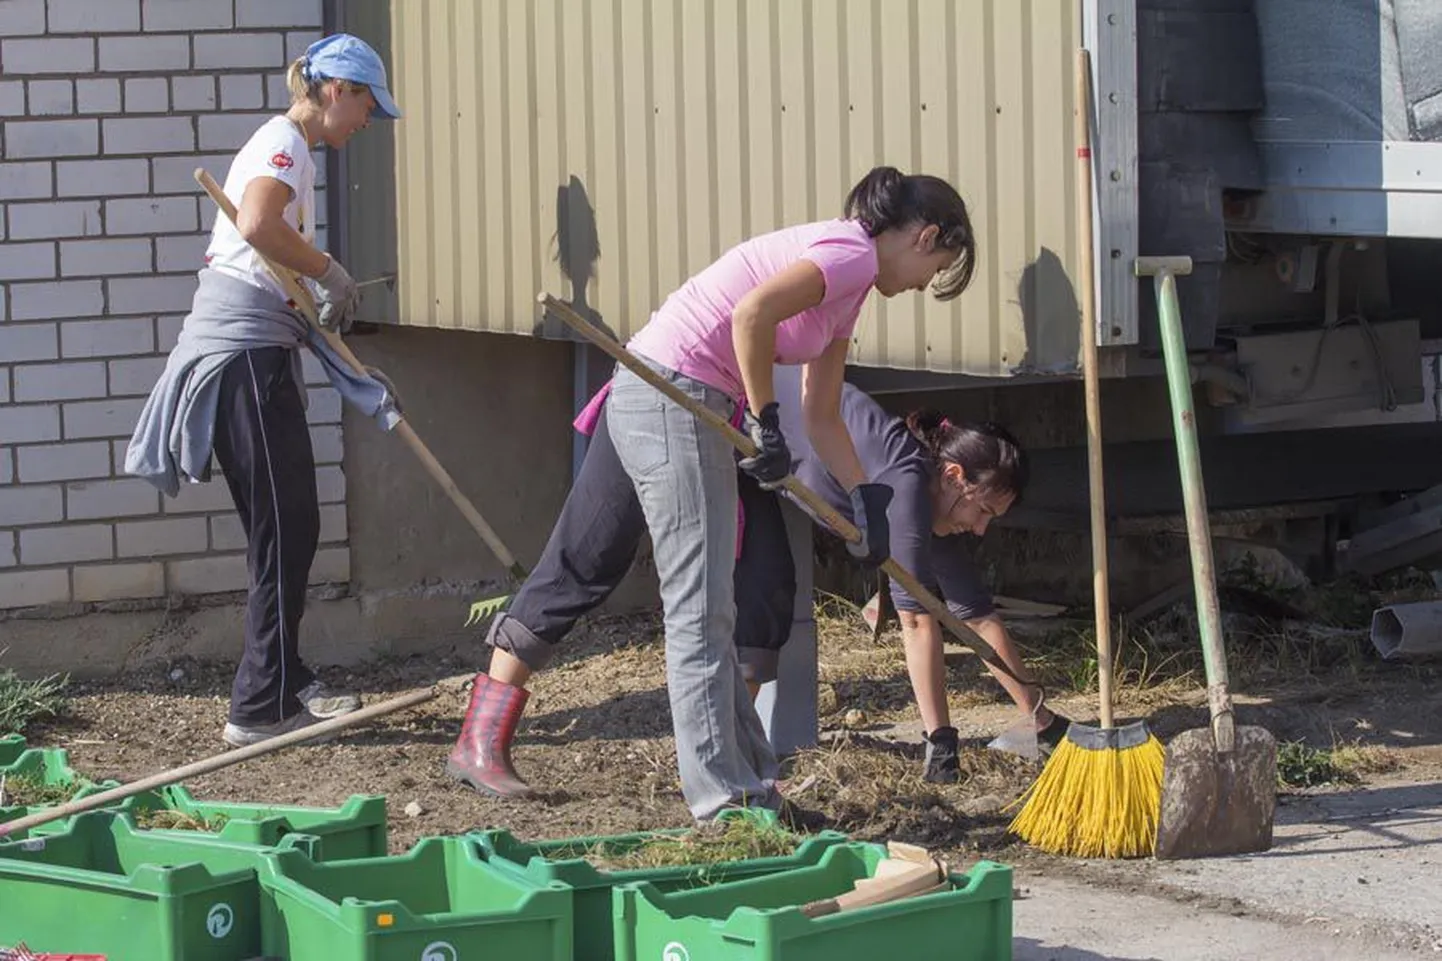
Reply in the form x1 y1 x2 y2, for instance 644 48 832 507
269 151 295 170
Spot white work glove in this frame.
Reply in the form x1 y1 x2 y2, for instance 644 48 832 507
314 256 360 333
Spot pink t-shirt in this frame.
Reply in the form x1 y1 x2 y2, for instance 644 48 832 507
626 218 878 400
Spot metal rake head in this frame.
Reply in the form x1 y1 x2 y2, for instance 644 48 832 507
465 594 512 627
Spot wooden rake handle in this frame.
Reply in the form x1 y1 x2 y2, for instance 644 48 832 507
193 169 527 583
0 686 440 839
537 292 1040 696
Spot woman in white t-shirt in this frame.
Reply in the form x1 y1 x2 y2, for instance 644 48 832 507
128 34 401 748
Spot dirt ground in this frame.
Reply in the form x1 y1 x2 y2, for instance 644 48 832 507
18 575 1442 955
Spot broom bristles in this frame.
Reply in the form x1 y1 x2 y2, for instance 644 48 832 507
1005 731 1165 859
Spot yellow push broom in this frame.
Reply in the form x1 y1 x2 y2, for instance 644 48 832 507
1004 48 1164 859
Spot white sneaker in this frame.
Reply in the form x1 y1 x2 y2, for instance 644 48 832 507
222 710 328 748
298 680 361 719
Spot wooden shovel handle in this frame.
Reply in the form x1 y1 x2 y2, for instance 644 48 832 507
537 293 1041 697
193 169 526 582
0 686 440 839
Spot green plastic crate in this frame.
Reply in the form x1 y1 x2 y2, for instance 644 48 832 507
0 809 306 960
1 746 90 789
474 809 851 961
0 748 116 826
0 734 25 766
612 843 1014 961
258 835 573 961
27 784 389 859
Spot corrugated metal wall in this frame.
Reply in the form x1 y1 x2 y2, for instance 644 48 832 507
360 0 1081 376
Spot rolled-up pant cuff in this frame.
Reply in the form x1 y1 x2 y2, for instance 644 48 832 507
737 647 780 685
486 612 556 672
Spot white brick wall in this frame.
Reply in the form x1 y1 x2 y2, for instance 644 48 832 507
0 161 53 199
56 159 150 197
8 199 104 239
76 79 121 114
5 119 99 158
74 561 163 601
0 0 345 611
16 441 111 483
29 80 75 116
0 82 25 116
49 0 141 33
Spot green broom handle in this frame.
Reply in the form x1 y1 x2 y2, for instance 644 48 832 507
1142 259 1235 754
539 292 1042 698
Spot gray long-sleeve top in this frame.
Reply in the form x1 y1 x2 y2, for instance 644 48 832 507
125 267 400 497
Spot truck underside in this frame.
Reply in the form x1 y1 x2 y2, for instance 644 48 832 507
859 0 1442 590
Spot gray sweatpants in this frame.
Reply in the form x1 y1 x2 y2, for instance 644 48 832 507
605 359 781 821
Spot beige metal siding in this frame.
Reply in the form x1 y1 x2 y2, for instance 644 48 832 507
371 0 1081 376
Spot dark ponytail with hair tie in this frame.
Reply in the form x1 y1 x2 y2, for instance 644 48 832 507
844 165 977 301
903 409 1028 502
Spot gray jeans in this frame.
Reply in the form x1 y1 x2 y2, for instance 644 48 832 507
605 359 781 821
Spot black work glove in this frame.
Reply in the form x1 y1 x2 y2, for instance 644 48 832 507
923 726 960 783
1037 710 1071 754
737 402 791 489
847 483 894 566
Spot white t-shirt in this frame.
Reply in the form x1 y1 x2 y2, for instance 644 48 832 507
205 115 317 303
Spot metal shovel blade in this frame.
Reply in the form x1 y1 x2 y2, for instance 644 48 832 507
1155 724 1278 859
986 712 1042 761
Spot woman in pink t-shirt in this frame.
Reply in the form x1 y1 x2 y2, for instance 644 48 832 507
449 165 976 823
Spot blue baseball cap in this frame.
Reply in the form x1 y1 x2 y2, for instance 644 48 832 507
302 33 402 120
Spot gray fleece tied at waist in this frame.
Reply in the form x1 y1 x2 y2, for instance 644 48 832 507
125 268 401 497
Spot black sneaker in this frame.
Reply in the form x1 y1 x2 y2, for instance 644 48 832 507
923 726 961 783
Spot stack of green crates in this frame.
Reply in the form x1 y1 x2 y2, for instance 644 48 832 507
0 790 390 959
257 835 575 961
610 842 1014 961
474 809 851 961
0 809 298 959
478 810 1013 961
46 784 389 859
1 755 1015 960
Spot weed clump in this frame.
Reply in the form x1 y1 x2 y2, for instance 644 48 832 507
548 816 801 872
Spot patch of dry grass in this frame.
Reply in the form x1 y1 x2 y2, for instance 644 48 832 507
0 662 68 736
1276 736 1403 790
1017 622 1199 706
814 593 908 683
547 815 801 871
1015 601 1414 709
132 809 231 832
782 731 1037 844
1328 740 1404 779
0 773 73 807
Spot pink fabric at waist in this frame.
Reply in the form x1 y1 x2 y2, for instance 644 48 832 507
573 377 750 559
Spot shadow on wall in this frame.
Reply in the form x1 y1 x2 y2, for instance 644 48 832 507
535 174 616 344
1017 246 1081 375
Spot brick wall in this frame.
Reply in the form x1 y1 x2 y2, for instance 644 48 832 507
0 0 350 610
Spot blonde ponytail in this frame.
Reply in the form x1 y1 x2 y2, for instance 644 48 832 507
286 53 374 107
285 56 316 104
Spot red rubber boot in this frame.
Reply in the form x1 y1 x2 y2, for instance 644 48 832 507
444 674 533 797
